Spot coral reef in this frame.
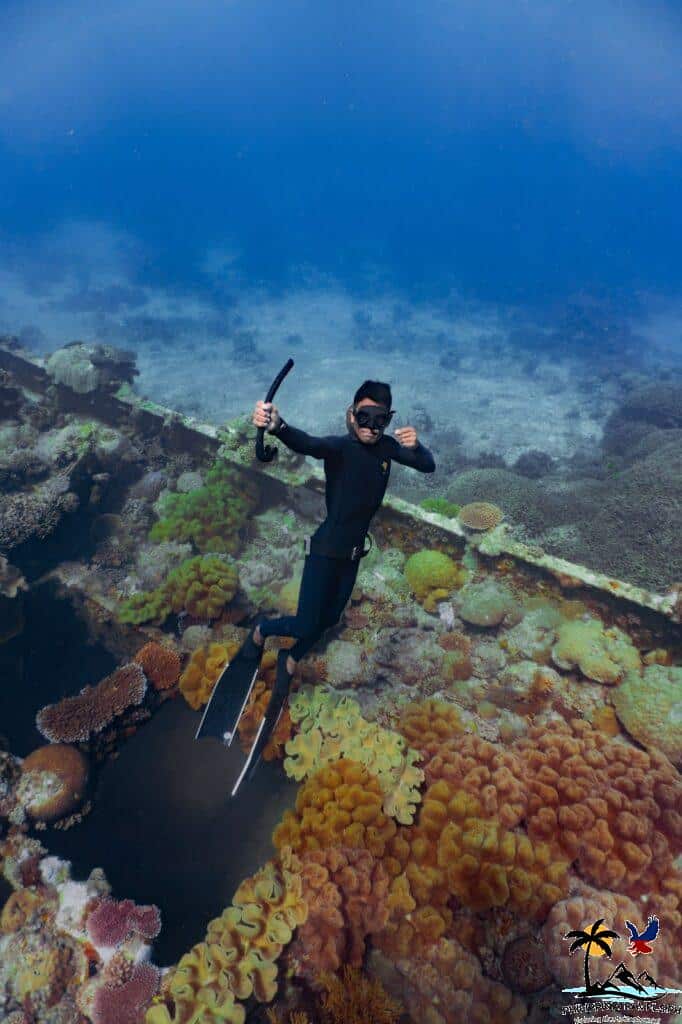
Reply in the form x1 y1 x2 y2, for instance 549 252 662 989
273 759 398 859
397 698 464 762
134 642 182 692
419 496 461 518
403 549 466 612
119 554 239 625
16 744 89 822
150 459 260 555
458 501 504 530
36 662 147 743
613 663 682 765
551 617 640 683
517 718 682 896
315 965 403 1024
179 640 239 710
0 472 79 550
285 686 424 824
286 847 389 982
500 935 552 994
147 854 307 1024
86 897 161 947
46 342 138 394
237 655 294 762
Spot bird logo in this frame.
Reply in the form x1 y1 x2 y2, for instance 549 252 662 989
625 917 660 956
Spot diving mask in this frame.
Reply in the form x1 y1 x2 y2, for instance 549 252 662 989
353 406 394 432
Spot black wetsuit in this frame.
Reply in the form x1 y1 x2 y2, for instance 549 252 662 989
259 419 436 660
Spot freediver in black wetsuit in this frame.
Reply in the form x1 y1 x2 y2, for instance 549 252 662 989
249 379 436 703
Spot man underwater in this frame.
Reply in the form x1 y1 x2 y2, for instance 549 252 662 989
249 379 436 699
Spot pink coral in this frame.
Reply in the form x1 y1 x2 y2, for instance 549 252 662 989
86 897 161 947
91 961 160 1024
36 663 147 742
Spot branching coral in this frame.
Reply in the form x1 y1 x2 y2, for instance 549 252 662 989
150 459 260 555
316 966 403 1024
403 549 466 612
286 848 389 983
16 743 89 822
613 663 682 765
120 555 239 625
516 718 682 896
551 617 640 683
36 663 147 743
134 642 182 692
147 854 307 1024
284 687 424 824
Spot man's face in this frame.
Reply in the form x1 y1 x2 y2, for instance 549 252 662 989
350 397 387 445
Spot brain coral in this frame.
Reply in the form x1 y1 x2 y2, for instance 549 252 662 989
613 664 682 766
551 617 640 684
458 501 504 530
286 847 389 983
36 663 147 743
403 549 465 612
273 759 398 859
516 718 682 896
134 642 181 692
17 744 89 822
150 459 260 555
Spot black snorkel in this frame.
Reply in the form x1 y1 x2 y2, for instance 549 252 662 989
256 358 295 463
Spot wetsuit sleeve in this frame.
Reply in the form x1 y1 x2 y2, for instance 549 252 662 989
387 436 436 472
271 419 343 460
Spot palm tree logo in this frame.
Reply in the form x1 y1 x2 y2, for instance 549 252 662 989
565 918 620 994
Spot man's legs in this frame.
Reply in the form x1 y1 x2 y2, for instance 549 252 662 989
254 553 359 672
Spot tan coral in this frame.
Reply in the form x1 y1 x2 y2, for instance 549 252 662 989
17 743 89 822
397 699 463 764
36 662 147 742
458 502 504 531
179 640 239 710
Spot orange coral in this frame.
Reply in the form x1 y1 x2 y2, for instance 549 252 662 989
397 699 463 763
272 759 398 859
18 744 89 822
179 640 240 710
424 734 527 830
134 642 181 691
590 704 620 737
516 718 682 896
316 966 403 1024
435 790 568 918
287 848 389 983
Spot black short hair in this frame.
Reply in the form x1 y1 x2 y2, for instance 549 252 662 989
353 379 392 409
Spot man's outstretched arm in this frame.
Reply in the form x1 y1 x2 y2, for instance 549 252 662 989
389 426 436 472
253 399 342 460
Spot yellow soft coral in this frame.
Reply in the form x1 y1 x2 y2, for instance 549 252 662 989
146 854 306 1024
403 549 466 612
284 687 424 825
273 759 398 858
436 791 568 917
179 641 239 710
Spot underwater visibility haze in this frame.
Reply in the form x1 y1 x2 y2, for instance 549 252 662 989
0 2 681 1022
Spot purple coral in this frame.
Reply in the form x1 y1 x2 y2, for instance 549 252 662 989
91 961 160 1024
87 897 161 947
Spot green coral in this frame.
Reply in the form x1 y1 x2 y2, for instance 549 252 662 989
403 548 465 612
119 555 239 625
285 685 424 824
613 664 682 765
419 496 461 518
551 617 640 684
150 459 260 555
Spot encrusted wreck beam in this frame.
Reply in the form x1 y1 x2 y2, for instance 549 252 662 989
1 343 679 623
